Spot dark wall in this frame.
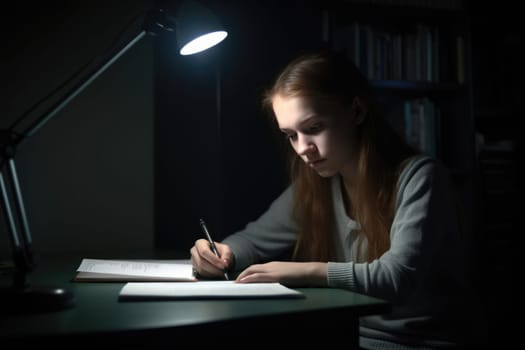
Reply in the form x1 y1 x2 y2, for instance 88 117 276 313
155 1 325 250
1 1 154 257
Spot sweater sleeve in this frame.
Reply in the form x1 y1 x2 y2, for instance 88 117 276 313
327 157 459 302
222 185 298 272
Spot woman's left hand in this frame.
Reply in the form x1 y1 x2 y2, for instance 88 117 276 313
235 261 327 287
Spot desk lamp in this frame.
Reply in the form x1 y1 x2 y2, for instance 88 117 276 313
0 0 227 313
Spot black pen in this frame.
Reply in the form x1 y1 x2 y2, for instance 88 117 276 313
199 218 229 280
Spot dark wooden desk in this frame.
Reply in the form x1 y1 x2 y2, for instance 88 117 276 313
0 256 390 346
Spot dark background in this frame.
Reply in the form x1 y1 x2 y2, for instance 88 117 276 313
0 0 519 344
1 0 519 268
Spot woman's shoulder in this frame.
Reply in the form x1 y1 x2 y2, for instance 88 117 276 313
397 155 450 190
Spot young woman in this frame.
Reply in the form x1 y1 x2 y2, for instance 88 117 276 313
190 51 484 348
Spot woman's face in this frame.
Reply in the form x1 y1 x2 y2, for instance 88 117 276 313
272 94 359 178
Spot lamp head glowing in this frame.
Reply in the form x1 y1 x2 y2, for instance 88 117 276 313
179 30 228 55
146 1 227 55
175 1 228 55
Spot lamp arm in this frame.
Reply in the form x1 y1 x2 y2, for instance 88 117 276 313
0 2 227 312
15 30 148 148
0 159 34 286
0 25 148 287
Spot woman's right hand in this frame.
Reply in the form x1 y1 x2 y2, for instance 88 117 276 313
190 239 234 278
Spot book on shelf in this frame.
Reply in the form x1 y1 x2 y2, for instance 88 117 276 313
403 97 438 157
73 258 196 282
332 21 443 82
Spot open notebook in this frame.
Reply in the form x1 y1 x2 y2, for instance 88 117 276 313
73 258 196 282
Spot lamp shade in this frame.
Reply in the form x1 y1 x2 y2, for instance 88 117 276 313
175 1 228 55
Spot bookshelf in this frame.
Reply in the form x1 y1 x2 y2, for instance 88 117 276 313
322 0 476 239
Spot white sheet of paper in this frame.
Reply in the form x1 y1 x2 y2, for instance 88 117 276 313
76 258 194 280
119 281 304 299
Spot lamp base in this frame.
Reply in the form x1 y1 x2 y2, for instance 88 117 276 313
0 285 75 314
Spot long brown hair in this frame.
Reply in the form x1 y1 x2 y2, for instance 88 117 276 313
263 51 415 262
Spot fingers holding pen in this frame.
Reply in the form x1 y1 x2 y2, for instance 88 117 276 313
201 239 232 268
191 239 232 277
190 240 219 277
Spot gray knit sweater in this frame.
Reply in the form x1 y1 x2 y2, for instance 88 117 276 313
223 156 485 348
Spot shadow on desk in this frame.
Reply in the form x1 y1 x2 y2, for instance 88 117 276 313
2 308 360 345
